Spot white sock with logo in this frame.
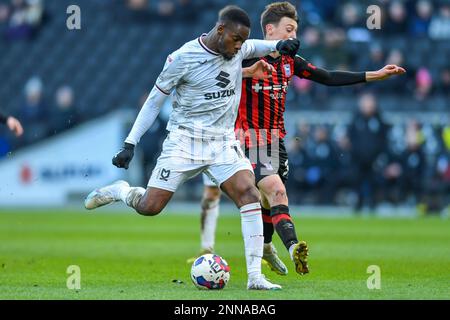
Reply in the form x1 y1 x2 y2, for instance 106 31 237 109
240 202 264 280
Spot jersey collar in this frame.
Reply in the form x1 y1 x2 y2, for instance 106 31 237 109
198 34 220 56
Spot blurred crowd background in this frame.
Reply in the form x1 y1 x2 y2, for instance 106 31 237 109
0 0 449 213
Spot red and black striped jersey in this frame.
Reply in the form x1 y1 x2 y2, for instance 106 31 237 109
235 54 318 148
234 54 366 148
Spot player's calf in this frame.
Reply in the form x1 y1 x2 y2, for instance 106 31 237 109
133 187 173 216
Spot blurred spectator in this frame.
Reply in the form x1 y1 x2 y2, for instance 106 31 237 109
157 0 175 18
365 43 385 70
285 137 310 203
17 76 48 146
305 125 338 203
326 132 357 205
437 67 450 97
50 85 80 135
339 2 371 42
384 48 410 93
399 120 426 203
123 0 152 23
3 0 44 41
0 4 10 24
126 0 147 11
382 120 426 205
423 126 450 213
409 0 433 37
322 27 349 69
175 0 199 21
385 0 409 34
348 93 388 212
414 67 433 101
429 3 450 40
294 121 315 154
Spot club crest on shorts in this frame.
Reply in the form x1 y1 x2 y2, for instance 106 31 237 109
283 64 291 77
159 168 171 181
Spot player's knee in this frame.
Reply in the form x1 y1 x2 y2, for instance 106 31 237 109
268 186 288 205
202 186 221 202
238 185 261 206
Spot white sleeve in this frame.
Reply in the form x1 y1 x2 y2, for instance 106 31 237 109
155 51 188 94
124 86 167 145
241 39 279 59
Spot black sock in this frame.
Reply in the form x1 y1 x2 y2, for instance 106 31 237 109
271 205 298 250
261 206 274 244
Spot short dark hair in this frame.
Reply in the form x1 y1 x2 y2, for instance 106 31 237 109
219 5 251 29
261 2 298 36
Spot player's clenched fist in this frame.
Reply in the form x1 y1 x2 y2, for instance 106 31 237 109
112 143 135 169
276 38 300 57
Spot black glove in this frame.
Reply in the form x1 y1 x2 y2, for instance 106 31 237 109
112 142 135 169
276 38 300 57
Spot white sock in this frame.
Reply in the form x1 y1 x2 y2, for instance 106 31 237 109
118 185 131 203
289 243 296 260
240 202 263 280
201 198 220 251
119 186 145 209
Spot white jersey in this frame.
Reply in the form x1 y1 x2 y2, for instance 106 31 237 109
155 35 278 138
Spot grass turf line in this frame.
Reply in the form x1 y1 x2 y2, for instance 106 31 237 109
0 210 448 299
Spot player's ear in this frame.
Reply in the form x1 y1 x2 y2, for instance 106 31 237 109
217 23 225 36
266 24 273 36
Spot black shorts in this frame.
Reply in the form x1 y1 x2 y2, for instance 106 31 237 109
244 139 289 185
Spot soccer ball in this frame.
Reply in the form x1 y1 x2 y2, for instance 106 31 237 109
190 254 230 290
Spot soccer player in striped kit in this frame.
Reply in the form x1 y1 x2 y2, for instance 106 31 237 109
84 5 301 290
197 2 406 276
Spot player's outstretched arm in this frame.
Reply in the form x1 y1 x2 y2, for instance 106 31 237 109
294 56 406 86
242 38 300 59
113 50 186 170
365 64 406 81
243 60 274 79
112 86 167 169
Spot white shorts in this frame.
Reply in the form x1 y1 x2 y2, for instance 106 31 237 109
148 130 253 192
202 173 218 187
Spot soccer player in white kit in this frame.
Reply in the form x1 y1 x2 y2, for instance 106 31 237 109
84 5 300 290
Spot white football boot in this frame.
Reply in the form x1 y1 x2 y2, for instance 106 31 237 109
247 274 282 290
263 243 288 276
84 180 129 210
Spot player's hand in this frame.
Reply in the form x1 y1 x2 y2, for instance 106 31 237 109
367 65 406 81
112 143 135 169
276 38 300 57
6 116 24 137
243 60 275 79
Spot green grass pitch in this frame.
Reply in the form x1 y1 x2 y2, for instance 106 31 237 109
0 209 449 300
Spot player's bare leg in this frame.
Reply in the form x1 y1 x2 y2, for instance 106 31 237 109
132 187 174 216
259 192 288 276
258 174 309 275
200 186 221 253
221 170 281 290
187 185 222 263
85 182 174 216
